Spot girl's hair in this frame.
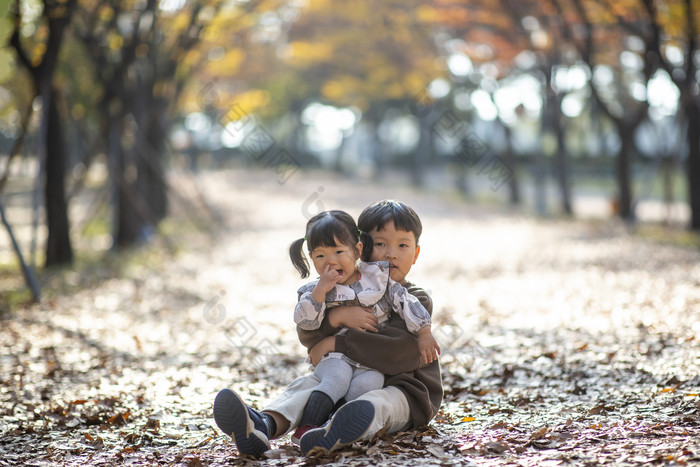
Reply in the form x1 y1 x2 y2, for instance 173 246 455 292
289 210 374 278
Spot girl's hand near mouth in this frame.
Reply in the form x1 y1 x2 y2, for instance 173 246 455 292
312 263 342 302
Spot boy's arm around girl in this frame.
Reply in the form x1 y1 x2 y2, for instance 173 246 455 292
297 282 443 429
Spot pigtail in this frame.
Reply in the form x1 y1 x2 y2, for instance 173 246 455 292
359 230 374 262
289 237 310 278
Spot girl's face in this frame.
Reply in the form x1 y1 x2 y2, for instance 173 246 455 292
310 237 362 285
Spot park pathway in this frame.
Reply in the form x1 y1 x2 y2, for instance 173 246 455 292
1 168 699 466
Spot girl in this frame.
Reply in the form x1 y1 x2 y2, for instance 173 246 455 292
288 210 440 442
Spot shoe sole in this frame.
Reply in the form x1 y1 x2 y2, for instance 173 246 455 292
299 400 374 456
213 389 270 456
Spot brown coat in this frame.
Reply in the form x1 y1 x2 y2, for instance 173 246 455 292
297 282 443 429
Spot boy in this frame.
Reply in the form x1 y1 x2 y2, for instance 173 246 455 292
213 200 442 457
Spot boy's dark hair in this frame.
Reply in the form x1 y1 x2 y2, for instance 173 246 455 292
289 210 374 278
357 200 422 243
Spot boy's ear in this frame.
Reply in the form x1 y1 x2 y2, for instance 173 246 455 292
356 241 364 258
412 244 421 264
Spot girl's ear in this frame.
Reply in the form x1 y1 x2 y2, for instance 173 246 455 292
355 241 363 259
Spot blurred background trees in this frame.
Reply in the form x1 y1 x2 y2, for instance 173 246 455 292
0 0 698 279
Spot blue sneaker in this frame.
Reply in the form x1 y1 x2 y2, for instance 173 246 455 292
213 389 270 457
299 400 375 456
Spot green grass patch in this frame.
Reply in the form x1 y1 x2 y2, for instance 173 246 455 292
635 224 700 249
0 289 34 315
0 236 177 314
80 216 110 238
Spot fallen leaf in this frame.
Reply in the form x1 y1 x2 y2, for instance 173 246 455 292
426 443 445 458
587 404 614 416
530 427 548 440
484 441 509 454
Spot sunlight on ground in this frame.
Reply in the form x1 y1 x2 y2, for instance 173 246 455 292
183 170 700 378
2 169 699 465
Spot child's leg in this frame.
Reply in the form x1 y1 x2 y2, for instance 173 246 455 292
345 369 385 401
297 359 352 429
312 358 353 402
353 386 411 438
263 373 322 437
213 388 273 457
298 386 411 456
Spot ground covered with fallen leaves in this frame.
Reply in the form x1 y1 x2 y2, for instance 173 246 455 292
2 169 700 466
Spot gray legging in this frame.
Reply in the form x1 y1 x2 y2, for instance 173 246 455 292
313 358 385 403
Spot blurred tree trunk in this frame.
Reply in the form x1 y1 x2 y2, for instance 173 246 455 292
502 123 520 205
686 99 700 230
536 65 557 217
680 0 700 229
134 89 168 223
552 95 571 215
661 155 674 225
104 102 148 247
79 0 217 245
363 107 387 180
44 85 73 264
641 0 700 229
412 111 432 187
105 115 129 246
117 168 145 247
568 0 651 222
542 99 569 215
79 0 158 247
143 109 168 222
615 122 635 220
454 161 470 197
541 50 572 215
10 0 76 266
491 89 520 205
284 107 308 167
591 100 646 222
534 138 548 216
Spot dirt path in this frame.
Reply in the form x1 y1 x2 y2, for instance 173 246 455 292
2 169 699 466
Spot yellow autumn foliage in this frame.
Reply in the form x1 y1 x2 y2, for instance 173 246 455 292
228 89 271 116
286 41 334 65
205 48 246 76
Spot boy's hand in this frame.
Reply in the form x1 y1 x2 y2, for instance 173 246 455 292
417 326 441 364
312 264 342 302
309 336 335 366
328 306 378 332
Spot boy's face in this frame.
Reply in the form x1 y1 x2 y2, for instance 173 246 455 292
368 220 420 284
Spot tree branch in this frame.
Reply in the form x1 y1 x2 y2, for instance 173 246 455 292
683 0 697 90
641 0 683 85
0 103 35 193
568 0 618 122
9 1 35 76
593 0 646 37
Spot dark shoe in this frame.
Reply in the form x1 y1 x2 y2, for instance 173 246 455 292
213 389 270 457
298 390 335 427
299 400 374 456
291 424 316 445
